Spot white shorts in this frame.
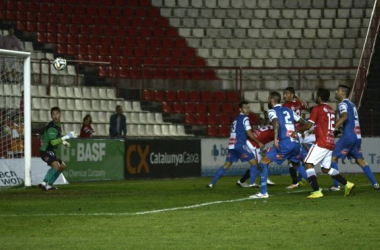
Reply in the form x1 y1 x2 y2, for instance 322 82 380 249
246 141 261 162
304 144 332 169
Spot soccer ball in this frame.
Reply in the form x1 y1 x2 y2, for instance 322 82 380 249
53 57 67 71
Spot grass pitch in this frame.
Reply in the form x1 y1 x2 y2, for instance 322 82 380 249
1 174 379 250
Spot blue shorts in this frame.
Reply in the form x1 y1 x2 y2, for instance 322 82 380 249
226 145 255 163
266 142 301 165
40 150 62 166
333 137 363 160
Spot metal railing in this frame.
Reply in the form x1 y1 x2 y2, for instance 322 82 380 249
351 0 380 108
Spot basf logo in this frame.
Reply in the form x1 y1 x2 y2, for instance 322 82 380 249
211 144 228 161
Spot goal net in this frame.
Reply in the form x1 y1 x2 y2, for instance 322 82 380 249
0 49 31 187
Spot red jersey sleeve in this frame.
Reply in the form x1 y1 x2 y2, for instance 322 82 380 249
308 106 319 124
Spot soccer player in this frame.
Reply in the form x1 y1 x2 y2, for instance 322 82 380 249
293 88 355 198
331 85 379 190
283 87 309 189
250 92 308 199
39 107 78 191
207 101 264 188
237 124 276 187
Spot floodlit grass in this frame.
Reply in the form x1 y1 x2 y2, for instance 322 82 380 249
1 174 379 250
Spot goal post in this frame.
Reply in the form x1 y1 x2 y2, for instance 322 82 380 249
0 49 31 187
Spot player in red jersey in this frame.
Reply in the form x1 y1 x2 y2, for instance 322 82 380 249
292 88 354 198
283 87 309 189
237 124 276 187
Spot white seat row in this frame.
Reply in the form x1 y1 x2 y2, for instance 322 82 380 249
31 85 116 100
31 63 76 76
179 27 366 39
199 48 358 59
127 124 189 137
153 0 373 9
172 17 369 29
209 58 356 68
0 96 21 109
161 7 372 19
0 84 22 96
191 38 363 49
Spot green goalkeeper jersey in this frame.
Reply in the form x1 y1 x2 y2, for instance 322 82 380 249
40 121 62 153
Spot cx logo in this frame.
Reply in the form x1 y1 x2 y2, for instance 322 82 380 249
126 145 150 174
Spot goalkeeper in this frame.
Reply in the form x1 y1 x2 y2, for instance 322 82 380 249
39 106 78 191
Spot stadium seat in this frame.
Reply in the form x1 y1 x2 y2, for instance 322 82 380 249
162 102 172 113
142 90 154 101
207 125 218 137
201 91 213 101
221 103 234 113
166 91 177 101
196 102 207 113
154 90 165 101
207 114 218 125
195 113 207 125
208 103 220 113
184 113 195 124
173 102 184 113
219 125 230 137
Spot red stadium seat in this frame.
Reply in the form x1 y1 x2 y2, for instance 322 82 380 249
214 91 226 101
125 37 136 47
162 38 174 48
89 36 100 45
134 47 146 57
184 114 195 124
119 67 130 78
192 69 204 79
162 102 173 113
148 8 160 17
123 7 134 16
88 45 98 55
36 33 46 43
195 113 207 125
123 47 133 57
219 114 231 125
153 28 165 37
120 58 131 67
67 45 78 55
48 13 59 23
119 17 130 26
39 3 50 13
74 5 85 15
26 12 36 22
194 58 206 66
189 91 200 101
38 13 48 23
140 0 151 6
115 27 126 36
142 90 154 101
221 103 234 113
168 58 180 66
82 15 94 25
207 126 218 137
127 27 139 37
177 91 188 101
68 24 79 34
101 37 112 46
176 38 187 48
143 17 156 27
184 102 195 113
219 126 230 137
7 1 17 10
147 48 158 57
36 22 46 32
208 103 220 113
135 8 147 17
47 33 57 43
62 5 72 14
172 48 183 58
207 114 218 125
99 46 109 56
166 91 177 101
57 34 67 44
140 27 152 37
182 58 193 66
94 17 105 25
47 23 57 33
67 34 78 44
156 58 167 65
157 17 169 26
114 37 124 47
110 7 121 16
16 21 26 31
173 102 184 113
56 44 67 54
131 57 142 66
78 45 88 55
80 25 91 35
185 48 197 57
205 69 217 80
86 5 97 15
51 5 61 14
98 6 108 16
104 27 115 36
16 12 26 22
150 38 162 47
227 91 239 102
72 15 82 24
154 90 165 101
27 2 38 12
136 37 148 47
201 91 213 102
17 1 27 12
153 68 165 79
110 46 120 57
196 102 207 113
166 27 178 37
166 69 178 79
159 48 171 58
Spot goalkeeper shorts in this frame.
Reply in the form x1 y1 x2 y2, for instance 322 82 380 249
40 151 62 166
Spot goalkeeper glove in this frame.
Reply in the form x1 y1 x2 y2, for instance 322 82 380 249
62 140 71 148
62 131 78 140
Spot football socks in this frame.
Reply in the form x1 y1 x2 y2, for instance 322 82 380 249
362 165 377 185
249 165 259 185
211 167 226 185
306 168 320 191
259 163 268 194
330 162 341 187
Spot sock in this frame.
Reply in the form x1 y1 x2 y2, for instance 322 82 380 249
259 163 268 194
362 165 377 185
289 167 298 184
211 167 226 185
327 168 347 186
249 165 259 185
330 162 340 187
48 169 62 185
306 168 319 191
43 168 57 184
295 164 309 183
240 169 250 183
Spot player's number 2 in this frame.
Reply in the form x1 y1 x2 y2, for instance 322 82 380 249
327 113 335 131
283 111 292 124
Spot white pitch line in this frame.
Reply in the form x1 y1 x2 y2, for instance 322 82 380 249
1 185 367 217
